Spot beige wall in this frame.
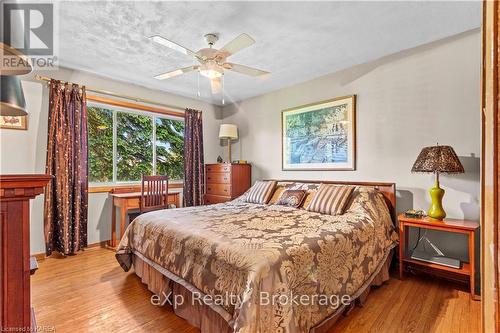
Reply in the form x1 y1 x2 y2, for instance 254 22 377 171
222 30 481 262
0 68 223 254
0 30 481 262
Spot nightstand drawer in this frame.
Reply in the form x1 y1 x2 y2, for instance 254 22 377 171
204 194 229 205
206 164 231 173
206 173 231 184
206 183 231 196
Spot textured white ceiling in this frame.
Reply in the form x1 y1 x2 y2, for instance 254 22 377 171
57 1 481 105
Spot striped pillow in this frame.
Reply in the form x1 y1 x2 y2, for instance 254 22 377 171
306 184 355 215
244 181 277 204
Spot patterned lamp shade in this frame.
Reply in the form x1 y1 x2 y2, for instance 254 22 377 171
411 145 464 174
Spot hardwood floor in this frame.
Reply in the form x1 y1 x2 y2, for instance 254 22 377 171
31 247 480 333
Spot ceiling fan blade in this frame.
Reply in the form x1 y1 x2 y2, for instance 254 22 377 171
210 77 222 94
149 35 197 57
223 63 269 77
218 33 255 58
154 65 199 80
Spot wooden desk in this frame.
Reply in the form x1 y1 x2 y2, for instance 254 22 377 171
398 213 480 300
110 191 181 247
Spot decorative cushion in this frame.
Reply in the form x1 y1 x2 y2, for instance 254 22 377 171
268 185 286 205
244 180 277 204
275 190 307 208
306 184 355 215
284 182 321 191
299 190 317 209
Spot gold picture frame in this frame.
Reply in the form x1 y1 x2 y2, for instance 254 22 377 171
0 115 28 130
281 95 356 171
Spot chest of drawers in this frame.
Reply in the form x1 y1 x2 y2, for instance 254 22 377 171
204 163 251 204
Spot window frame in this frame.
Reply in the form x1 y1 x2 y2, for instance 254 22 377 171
87 99 185 190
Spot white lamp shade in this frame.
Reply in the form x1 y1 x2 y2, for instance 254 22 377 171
219 124 238 139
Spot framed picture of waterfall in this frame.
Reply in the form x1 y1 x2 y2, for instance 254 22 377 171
281 95 356 171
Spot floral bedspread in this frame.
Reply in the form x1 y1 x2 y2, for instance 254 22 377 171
116 186 398 333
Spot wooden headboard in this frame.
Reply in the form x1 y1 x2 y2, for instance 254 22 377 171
269 180 397 224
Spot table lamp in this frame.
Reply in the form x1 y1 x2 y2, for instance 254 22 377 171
411 144 464 220
219 124 238 163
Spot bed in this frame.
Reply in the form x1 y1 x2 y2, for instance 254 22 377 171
116 180 398 333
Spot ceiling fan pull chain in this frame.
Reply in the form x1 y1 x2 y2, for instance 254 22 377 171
197 71 201 97
222 74 225 105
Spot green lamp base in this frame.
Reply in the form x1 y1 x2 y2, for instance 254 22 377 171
428 179 446 220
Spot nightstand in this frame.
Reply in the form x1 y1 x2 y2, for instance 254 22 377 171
398 213 479 300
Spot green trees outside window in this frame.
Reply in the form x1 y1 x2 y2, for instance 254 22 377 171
156 117 184 180
88 106 113 182
117 112 153 181
87 105 184 183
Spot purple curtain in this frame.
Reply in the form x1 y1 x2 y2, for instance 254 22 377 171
44 79 88 256
183 108 204 207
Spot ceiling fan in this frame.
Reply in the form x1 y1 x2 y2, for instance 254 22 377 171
149 33 269 97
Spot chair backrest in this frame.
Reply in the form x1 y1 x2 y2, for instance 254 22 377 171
140 175 169 213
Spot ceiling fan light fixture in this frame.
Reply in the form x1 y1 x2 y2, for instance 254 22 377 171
199 60 223 79
149 32 269 96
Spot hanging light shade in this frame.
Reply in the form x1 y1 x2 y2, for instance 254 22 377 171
0 75 27 116
0 42 32 76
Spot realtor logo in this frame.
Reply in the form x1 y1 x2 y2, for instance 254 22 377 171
3 3 53 56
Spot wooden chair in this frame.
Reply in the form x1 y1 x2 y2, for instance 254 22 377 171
140 175 169 213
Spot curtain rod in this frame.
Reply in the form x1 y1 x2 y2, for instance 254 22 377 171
35 74 185 112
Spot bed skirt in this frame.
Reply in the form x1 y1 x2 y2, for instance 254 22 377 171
132 250 393 333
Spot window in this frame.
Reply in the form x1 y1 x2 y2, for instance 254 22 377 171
88 107 113 182
87 104 184 184
116 112 153 181
155 117 184 179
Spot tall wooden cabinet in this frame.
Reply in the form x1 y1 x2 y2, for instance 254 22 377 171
0 175 51 331
204 164 251 204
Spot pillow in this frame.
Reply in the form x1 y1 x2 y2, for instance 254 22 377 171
275 190 307 208
299 190 317 209
280 182 321 209
306 184 355 215
244 180 277 204
285 182 321 191
268 185 286 205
